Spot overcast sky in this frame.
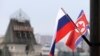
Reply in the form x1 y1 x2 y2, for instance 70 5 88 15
0 0 90 36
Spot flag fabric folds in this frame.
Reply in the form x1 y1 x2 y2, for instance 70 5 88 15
66 10 89 50
49 8 76 56
55 8 75 43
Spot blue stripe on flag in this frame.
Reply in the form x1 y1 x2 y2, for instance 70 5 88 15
50 41 56 56
75 37 83 46
86 25 90 29
57 15 71 31
77 10 83 18
75 30 88 46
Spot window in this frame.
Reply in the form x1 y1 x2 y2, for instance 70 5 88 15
26 32 31 39
21 31 26 39
15 31 21 39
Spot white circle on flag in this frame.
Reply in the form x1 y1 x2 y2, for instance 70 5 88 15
75 21 85 33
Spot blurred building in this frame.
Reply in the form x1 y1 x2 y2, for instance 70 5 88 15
35 34 52 46
41 44 58 56
0 10 42 56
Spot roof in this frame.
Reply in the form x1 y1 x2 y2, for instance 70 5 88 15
10 9 30 21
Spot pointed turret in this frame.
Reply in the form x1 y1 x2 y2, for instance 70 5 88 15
5 9 37 44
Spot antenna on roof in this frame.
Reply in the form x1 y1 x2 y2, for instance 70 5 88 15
10 9 30 22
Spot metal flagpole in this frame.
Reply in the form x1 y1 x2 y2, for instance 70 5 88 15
72 51 75 56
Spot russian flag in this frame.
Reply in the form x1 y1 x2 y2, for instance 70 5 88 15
49 8 76 56
66 10 89 50
55 8 76 43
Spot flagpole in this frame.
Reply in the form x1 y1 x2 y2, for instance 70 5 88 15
61 8 83 34
61 8 92 46
72 51 75 56
61 8 83 35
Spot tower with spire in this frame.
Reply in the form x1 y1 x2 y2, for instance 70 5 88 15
0 9 42 56
5 9 36 44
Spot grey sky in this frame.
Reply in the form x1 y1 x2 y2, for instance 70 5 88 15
0 0 90 35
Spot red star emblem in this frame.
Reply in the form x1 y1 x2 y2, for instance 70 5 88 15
77 23 84 31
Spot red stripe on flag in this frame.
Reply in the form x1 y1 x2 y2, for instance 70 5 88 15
66 30 83 50
66 10 89 50
55 22 75 43
66 31 75 50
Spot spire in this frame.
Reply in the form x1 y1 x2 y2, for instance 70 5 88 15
10 9 30 22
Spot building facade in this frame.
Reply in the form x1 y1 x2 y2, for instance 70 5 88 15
0 10 42 56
